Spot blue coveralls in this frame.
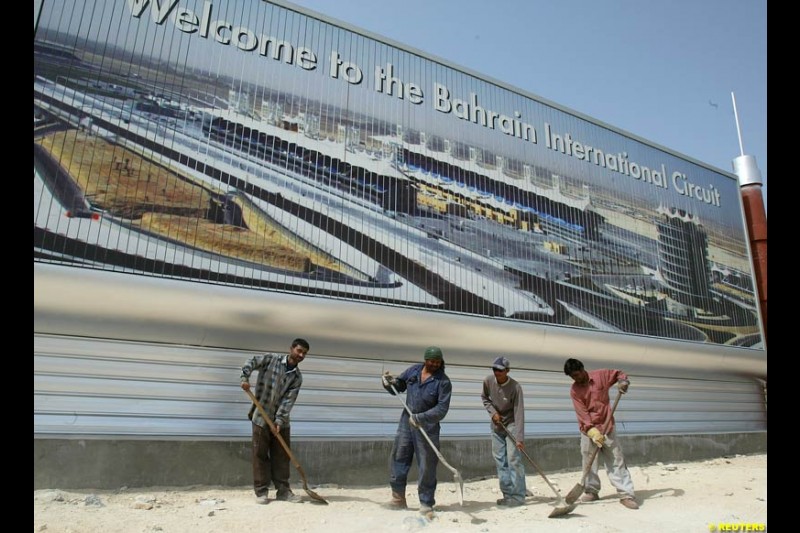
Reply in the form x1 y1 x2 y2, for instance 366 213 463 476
387 363 452 507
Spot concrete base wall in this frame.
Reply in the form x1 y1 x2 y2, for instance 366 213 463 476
34 433 766 490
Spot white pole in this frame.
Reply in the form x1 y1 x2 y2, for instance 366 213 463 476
731 92 745 157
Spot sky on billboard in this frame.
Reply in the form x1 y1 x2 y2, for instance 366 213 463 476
285 0 768 213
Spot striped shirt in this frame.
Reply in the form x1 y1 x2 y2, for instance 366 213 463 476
241 352 302 429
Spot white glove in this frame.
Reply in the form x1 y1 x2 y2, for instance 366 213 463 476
409 414 420 428
618 379 630 394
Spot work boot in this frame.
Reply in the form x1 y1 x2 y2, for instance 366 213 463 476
383 491 407 510
581 492 599 502
620 497 639 509
276 490 301 503
255 495 269 505
497 498 524 508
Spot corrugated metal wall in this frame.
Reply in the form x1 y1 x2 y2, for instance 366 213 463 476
34 333 766 440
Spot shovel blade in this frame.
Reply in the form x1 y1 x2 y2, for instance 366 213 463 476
565 483 584 505
548 502 578 518
303 486 329 505
454 472 465 506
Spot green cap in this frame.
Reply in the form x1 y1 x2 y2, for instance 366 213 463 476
424 346 444 360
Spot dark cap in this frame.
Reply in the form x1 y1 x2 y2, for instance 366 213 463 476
424 346 444 360
491 356 510 371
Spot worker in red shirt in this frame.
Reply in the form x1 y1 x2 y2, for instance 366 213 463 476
564 358 638 510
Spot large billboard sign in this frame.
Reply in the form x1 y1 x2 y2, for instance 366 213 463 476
34 0 763 349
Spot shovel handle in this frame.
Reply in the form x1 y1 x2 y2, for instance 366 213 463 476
389 383 464 505
497 419 563 498
389 383 455 471
244 388 308 479
243 388 329 505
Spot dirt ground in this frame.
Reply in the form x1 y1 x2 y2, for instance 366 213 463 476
34 452 766 533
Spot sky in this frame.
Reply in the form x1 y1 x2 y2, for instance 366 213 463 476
282 0 767 212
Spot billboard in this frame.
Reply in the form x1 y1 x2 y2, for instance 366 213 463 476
34 0 763 349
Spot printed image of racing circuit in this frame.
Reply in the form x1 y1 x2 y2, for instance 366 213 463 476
33 2 761 348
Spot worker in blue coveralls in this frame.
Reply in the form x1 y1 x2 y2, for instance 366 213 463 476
381 346 453 515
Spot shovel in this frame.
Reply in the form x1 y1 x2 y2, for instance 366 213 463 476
244 388 329 505
564 389 623 505
389 383 464 506
495 419 577 518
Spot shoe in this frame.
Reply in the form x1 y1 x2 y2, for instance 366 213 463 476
419 504 434 514
383 491 407 510
497 498 525 507
497 498 524 507
276 491 300 502
255 495 269 505
620 497 639 510
580 492 599 502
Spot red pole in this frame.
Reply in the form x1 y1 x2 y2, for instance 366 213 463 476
733 155 767 347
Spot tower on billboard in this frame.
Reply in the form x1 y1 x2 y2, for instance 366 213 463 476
656 206 711 309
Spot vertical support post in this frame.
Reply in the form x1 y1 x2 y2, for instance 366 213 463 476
731 92 767 347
